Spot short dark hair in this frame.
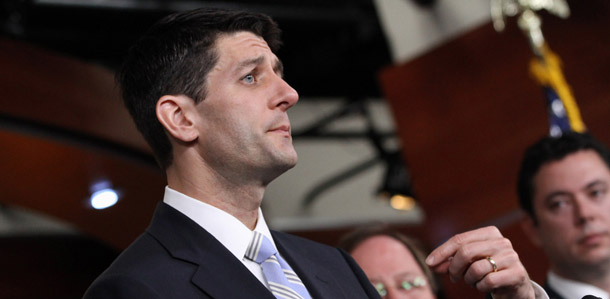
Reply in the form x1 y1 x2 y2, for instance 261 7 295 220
337 223 440 295
517 132 610 221
118 8 282 170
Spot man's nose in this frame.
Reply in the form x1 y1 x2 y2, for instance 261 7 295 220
270 76 299 111
574 196 596 225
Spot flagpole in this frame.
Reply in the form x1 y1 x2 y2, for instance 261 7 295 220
491 0 586 136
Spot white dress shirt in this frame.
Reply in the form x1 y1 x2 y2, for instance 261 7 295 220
162 186 278 288
548 271 609 299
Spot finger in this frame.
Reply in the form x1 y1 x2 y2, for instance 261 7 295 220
429 259 451 274
475 265 531 297
426 226 501 267
463 251 514 286
471 253 530 296
447 237 511 282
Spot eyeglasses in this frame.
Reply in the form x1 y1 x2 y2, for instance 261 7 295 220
374 276 427 297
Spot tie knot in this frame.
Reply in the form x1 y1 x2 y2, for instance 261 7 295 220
245 231 277 264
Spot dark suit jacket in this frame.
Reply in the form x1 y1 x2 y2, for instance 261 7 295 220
545 284 566 299
84 202 380 298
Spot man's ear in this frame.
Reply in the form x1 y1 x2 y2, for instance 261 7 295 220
156 95 199 143
520 214 543 248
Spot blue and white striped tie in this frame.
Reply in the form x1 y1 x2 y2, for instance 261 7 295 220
245 232 312 299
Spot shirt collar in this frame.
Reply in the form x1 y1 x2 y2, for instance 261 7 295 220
162 186 275 261
548 271 609 299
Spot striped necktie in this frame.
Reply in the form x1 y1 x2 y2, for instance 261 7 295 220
245 231 312 299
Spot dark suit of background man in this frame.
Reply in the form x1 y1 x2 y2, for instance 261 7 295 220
518 132 610 299
83 8 379 299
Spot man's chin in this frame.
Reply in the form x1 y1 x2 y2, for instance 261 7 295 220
280 155 297 170
278 147 298 166
575 248 610 265
264 143 297 171
261 157 297 185
270 148 297 168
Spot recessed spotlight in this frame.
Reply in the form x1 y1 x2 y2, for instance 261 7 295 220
89 181 120 210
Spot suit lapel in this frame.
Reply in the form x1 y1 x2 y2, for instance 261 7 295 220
189 241 273 299
544 284 567 299
273 232 343 298
147 202 274 299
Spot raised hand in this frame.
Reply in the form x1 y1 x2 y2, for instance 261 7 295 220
425 226 535 299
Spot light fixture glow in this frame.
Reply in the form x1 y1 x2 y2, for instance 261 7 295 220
376 151 417 211
389 194 416 211
90 188 119 210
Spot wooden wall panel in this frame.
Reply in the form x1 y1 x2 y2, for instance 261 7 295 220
378 1 610 297
0 38 149 152
0 129 164 249
0 36 163 298
0 39 164 250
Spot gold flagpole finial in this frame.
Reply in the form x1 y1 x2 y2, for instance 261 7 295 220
491 0 570 54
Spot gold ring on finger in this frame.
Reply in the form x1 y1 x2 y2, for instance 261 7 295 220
486 256 498 273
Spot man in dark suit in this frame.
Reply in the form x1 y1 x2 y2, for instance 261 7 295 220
85 7 544 299
83 8 380 298
518 132 610 299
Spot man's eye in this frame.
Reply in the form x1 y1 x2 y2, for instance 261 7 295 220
590 187 607 199
548 198 569 211
242 74 255 84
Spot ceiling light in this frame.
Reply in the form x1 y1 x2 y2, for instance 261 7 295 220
377 151 417 211
89 181 120 210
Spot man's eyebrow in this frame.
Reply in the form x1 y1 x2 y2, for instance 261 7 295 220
234 55 284 77
236 55 265 71
586 180 607 190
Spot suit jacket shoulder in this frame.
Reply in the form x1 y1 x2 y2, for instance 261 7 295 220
84 202 272 299
85 202 379 298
